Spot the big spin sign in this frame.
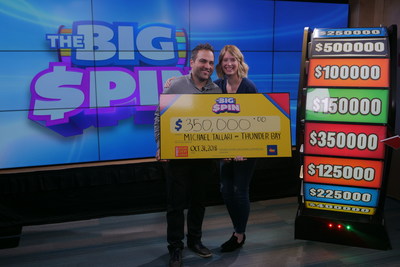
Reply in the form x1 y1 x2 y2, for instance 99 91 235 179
29 21 189 137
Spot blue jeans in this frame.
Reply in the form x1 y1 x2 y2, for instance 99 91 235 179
220 159 257 234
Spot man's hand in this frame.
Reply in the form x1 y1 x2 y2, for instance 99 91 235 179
156 149 169 162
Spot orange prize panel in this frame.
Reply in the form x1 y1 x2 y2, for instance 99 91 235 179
304 156 383 188
308 58 389 87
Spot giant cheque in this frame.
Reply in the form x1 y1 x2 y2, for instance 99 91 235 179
159 93 292 159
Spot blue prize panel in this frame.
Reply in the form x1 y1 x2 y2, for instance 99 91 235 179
304 183 379 207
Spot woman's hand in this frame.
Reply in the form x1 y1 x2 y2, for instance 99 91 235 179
233 156 246 161
223 156 247 162
164 77 176 88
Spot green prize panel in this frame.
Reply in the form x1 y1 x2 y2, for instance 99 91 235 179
305 88 389 123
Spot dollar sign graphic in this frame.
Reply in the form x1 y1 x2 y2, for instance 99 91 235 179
309 131 318 146
175 119 182 131
314 65 322 79
30 65 85 121
308 163 316 176
315 43 323 52
309 188 316 197
312 98 320 112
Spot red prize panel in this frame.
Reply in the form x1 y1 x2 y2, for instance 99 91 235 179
308 58 389 87
304 122 386 159
304 156 383 188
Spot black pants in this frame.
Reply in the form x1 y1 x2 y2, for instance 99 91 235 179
220 159 257 234
163 159 216 249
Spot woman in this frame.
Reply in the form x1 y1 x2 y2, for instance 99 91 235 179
215 45 258 252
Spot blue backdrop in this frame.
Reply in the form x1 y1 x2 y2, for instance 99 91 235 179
0 0 348 169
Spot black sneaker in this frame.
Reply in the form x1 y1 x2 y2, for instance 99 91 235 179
220 232 245 252
169 247 182 267
187 242 212 258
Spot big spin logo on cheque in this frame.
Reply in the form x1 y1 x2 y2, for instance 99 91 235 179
212 97 240 114
29 21 189 137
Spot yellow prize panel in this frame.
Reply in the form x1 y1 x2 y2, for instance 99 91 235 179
160 94 292 159
305 201 376 215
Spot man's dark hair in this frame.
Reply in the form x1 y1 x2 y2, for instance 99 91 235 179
191 43 214 61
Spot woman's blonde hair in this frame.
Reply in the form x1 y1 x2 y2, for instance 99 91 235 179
216 45 249 79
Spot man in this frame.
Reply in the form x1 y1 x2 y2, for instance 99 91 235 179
154 43 222 267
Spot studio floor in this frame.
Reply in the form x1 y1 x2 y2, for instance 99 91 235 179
0 196 400 267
